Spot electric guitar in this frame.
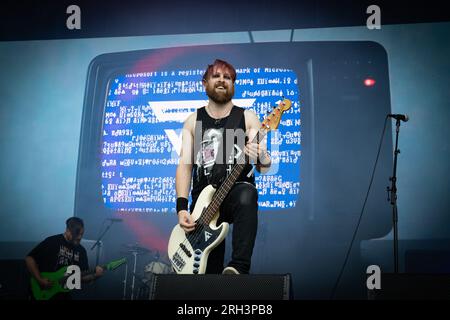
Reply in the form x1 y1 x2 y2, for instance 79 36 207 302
168 99 292 274
30 257 126 300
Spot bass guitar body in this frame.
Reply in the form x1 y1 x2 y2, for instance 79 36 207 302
168 185 229 274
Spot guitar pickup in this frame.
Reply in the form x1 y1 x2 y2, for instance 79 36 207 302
179 243 192 257
172 252 186 271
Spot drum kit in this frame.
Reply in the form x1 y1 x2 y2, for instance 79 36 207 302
120 243 171 300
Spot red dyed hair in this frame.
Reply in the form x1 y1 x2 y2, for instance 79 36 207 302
202 59 237 83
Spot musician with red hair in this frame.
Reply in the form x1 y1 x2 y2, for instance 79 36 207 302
175 59 271 274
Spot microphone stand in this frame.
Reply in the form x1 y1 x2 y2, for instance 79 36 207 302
387 118 402 273
91 219 115 266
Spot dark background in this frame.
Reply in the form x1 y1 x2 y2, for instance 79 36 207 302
1 0 449 300
1 0 449 41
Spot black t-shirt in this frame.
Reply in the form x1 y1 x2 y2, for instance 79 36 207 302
28 234 89 273
191 106 255 211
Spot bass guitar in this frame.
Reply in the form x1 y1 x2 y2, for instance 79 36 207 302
168 99 292 274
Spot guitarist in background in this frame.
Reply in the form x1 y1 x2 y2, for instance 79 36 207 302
176 59 272 275
25 217 104 300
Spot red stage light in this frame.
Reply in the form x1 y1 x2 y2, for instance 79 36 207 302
364 78 376 86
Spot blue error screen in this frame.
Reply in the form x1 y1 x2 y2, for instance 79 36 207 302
101 67 301 213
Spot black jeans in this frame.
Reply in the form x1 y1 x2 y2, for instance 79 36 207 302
203 182 259 274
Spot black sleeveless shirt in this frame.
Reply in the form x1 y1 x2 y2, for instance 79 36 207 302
190 106 255 210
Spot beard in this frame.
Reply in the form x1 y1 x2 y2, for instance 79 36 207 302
205 82 234 104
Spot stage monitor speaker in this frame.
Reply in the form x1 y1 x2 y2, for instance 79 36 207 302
0 259 30 300
405 250 450 273
150 274 291 300
368 273 450 300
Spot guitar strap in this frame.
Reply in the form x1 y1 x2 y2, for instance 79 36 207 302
208 106 245 187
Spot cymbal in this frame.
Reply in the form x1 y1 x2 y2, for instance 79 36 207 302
122 244 152 254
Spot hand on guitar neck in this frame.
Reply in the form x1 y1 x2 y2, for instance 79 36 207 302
244 136 271 167
81 265 104 283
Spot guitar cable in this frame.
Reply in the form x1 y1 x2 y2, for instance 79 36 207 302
330 115 389 299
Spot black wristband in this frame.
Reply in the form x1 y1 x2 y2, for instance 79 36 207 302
176 197 189 214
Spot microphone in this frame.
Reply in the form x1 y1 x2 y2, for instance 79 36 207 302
107 218 123 222
388 114 409 122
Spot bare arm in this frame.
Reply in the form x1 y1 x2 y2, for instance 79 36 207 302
25 256 42 282
244 109 272 174
176 112 195 199
25 256 52 288
82 274 96 283
176 112 196 232
81 266 104 283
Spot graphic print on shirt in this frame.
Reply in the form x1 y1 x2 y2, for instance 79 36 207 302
195 128 253 181
196 128 222 178
57 245 80 266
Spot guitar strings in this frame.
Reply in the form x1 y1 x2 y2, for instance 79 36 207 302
173 164 240 267
176 129 258 255
173 129 267 269
173 171 240 271
173 125 269 269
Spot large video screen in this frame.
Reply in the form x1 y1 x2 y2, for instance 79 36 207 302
76 41 393 242
101 67 301 213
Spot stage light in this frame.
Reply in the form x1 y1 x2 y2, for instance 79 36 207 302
364 78 376 86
